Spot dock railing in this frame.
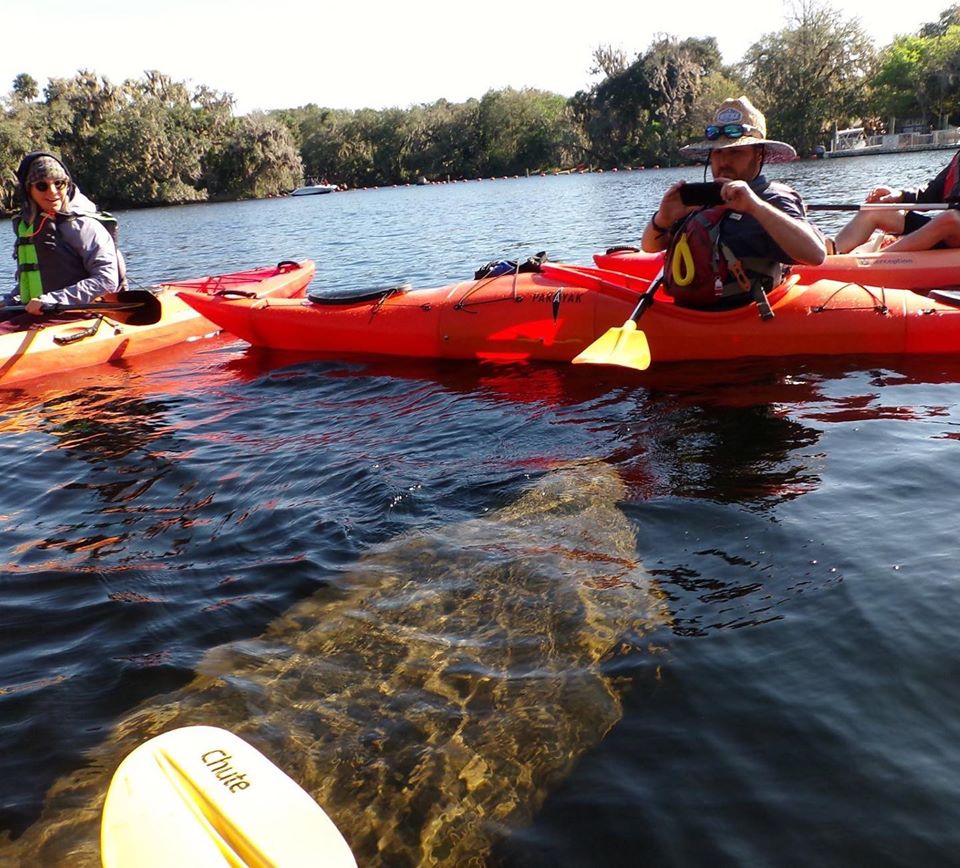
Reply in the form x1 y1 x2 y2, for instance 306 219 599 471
828 127 960 156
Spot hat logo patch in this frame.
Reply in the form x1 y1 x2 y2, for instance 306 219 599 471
716 108 744 123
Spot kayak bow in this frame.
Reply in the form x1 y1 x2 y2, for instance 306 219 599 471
0 260 315 387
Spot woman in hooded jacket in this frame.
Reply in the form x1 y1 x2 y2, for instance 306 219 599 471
3 151 125 331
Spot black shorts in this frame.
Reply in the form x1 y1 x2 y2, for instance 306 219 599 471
904 211 933 234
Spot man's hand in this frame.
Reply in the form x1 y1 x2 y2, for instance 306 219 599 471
657 181 700 225
715 177 761 214
865 186 902 204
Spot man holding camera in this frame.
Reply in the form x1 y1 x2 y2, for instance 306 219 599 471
641 96 826 310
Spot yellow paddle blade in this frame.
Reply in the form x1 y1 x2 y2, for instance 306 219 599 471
572 320 652 370
101 725 356 868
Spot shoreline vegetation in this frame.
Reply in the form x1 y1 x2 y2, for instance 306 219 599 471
3 1 959 215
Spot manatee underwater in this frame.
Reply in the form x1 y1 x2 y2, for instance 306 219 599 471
2 459 668 866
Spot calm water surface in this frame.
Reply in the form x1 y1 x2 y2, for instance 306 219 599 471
3 152 960 866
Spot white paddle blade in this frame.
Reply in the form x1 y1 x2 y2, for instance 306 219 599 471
101 725 356 868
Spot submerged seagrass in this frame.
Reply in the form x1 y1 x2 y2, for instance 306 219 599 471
3 459 667 866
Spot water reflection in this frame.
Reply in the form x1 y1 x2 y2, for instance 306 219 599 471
166 352 884 651
215 352 826 515
210 346 960 513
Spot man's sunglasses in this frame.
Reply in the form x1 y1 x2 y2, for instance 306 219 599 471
32 179 69 192
705 123 760 141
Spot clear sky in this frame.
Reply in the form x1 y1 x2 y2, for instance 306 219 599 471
2 0 952 114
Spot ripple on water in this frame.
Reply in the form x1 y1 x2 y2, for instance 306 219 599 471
5 159 960 863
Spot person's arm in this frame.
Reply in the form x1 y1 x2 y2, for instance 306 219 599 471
641 208 673 252
37 218 120 306
722 180 826 265
860 157 960 204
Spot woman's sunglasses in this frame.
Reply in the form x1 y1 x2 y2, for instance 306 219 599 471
32 179 69 192
705 123 760 141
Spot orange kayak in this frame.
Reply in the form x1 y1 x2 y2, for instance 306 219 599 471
0 260 315 387
177 262 960 366
593 246 960 290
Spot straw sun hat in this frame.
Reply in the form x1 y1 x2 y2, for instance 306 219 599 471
679 96 797 163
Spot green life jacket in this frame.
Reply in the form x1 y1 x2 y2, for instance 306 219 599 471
16 219 44 302
15 211 123 303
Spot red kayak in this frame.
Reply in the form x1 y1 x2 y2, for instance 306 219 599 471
0 260 315 387
177 262 960 367
593 246 960 291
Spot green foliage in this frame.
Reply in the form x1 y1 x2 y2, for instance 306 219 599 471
573 35 732 167
1 4 958 214
571 63 654 167
11 74 38 103
83 73 213 205
281 91 577 186
204 114 302 199
919 4 960 37
871 35 928 120
872 24 960 126
476 88 575 176
401 100 483 181
740 0 875 155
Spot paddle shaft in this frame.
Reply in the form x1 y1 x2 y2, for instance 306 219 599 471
626 274 663 322
543 261 662 320
808 203 954 211
3 301 143 314
1 290 162 326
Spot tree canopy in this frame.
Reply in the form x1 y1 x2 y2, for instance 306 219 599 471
2 2 959 213
740 0 876 155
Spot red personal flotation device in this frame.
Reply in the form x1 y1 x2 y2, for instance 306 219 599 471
663 206 779 317
943 151 960 199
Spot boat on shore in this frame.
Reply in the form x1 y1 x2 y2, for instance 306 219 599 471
0 260 315 388
177 262 960 368
291 183 338 196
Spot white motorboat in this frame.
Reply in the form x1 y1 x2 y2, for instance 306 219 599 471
291 183 337 196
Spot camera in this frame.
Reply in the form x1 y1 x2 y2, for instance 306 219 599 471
679 182 724 207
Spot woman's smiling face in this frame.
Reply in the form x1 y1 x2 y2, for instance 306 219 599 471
28 176 70 215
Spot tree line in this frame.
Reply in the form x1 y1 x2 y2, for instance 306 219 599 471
3 0 959 213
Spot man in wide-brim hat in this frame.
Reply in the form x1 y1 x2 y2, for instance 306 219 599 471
677 95 798 164
641 96 826 310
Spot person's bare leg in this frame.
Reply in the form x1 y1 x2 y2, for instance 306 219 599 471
882 210 960 252
834 209 907 254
